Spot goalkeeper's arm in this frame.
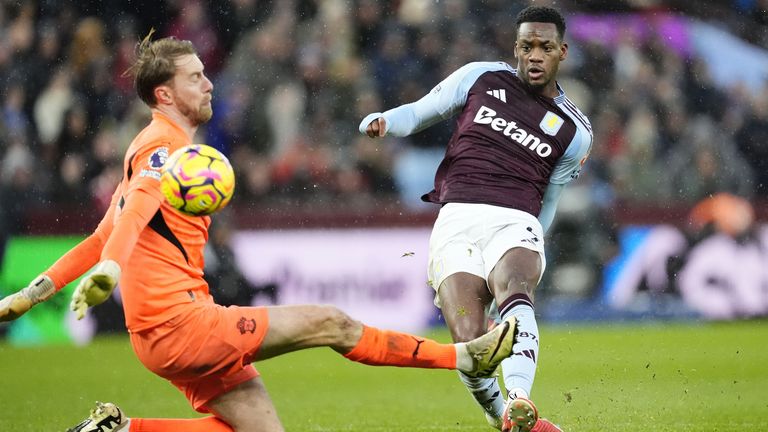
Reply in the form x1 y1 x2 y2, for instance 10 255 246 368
0 275 56 322
0 232 105 322
0 190 119 322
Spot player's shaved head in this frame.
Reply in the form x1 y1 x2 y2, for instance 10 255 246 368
515 6 566 42
126 30 198 107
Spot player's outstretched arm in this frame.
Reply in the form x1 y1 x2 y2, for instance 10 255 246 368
0 228 115 322
0 185 126 322
0 275 56 322
359 63 490 139
0 208 117 323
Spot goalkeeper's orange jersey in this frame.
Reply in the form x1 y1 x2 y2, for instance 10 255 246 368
47 111 214 332
113 112 214 331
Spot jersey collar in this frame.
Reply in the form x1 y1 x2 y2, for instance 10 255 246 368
553 82 566 104
152 110 190 140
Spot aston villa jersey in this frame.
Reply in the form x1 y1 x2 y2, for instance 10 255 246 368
371 62 593 216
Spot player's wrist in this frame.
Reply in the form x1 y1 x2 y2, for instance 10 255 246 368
20 275 56 305
94 260 122 281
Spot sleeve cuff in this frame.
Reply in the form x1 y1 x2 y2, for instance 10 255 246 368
358 112 384 134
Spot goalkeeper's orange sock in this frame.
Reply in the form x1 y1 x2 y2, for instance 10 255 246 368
130 416 233 431
343 325 457 369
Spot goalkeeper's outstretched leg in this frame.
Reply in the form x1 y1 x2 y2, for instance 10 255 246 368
66 304 517 432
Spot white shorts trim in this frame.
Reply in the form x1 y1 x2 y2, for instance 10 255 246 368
427 203 546 306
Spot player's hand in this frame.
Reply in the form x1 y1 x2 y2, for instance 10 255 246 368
70 260 121 320
0 275 56 322
365 117 387 138
0 292 33 322
358 113 387 138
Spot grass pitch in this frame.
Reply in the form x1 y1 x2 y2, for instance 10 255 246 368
0 321 766 431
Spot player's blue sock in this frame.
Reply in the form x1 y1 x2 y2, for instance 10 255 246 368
499 294 539 398
457 371 506 418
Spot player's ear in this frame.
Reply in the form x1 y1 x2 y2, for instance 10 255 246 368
155 85 173 105
559 42 568 61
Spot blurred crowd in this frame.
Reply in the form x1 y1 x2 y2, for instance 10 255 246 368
0 0 767 239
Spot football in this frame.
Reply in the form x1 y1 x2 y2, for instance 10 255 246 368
160 144 236 216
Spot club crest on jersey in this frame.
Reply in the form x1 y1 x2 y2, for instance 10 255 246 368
540 112 564 136
148 147 169 170
237 317 257 334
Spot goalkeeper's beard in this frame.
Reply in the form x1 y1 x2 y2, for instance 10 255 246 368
180 100 213 126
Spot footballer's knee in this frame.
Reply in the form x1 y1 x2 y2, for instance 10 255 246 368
501 272 538 298
489 248 541 300
438 273 493 343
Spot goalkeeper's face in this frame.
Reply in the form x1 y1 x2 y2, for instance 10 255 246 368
169 54 214 126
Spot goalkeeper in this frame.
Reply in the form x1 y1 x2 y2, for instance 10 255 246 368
0 33 517 432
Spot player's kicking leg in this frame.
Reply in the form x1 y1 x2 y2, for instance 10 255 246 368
490 247 548 432
255 304 515 377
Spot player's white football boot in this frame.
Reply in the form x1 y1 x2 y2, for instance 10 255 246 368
66 401 127 432
465 316 517 378
501 397 538 432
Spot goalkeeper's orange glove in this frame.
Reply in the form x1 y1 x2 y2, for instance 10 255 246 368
0 275 56 322
70 260 121 320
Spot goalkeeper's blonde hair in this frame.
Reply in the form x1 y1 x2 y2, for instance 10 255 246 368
125 29 198 107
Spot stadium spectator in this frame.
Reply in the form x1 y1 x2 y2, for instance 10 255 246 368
736 93 768 196
34 67 75 149
51 105 91 181
2 83 31 143
0 34 518 432
665 115 755 203
0 140 38 233
359 6 589 432
67 17 109 89
166 0 224 76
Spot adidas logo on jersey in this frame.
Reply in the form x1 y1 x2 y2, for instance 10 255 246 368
486 89 507 102
473 106 553 157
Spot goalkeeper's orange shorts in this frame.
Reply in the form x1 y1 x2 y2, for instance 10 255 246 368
129 301 270 412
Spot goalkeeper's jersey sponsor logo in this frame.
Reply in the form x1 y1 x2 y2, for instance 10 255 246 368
140 168 162 180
